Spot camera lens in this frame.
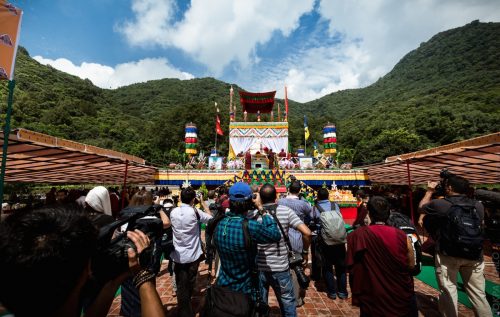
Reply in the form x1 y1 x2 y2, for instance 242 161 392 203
293 265 310 289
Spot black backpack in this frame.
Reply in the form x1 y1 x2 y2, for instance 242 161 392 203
440 198 484 260
387 212 422 276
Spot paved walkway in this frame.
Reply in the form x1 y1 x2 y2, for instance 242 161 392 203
107 257 498 317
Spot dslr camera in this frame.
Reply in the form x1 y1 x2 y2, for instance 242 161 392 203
91 205 164 284
288 251 310 289
434 169 455 197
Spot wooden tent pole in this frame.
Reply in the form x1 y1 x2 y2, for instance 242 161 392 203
121 160 129 210
406 160 415 223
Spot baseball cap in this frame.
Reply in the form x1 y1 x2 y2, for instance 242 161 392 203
229 182 252 202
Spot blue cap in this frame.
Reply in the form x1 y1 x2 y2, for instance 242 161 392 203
229 182 252 202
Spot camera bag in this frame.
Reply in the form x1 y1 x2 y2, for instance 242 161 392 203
440 198 484 260
203 217 269 317
266 204 310 289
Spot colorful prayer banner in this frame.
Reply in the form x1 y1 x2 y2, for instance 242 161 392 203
0 1 22 80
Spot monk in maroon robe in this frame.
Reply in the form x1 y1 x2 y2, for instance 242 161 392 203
244 150 251 170
347 196 416 317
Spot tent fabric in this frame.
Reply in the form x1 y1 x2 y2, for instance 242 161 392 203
239 90 276 113
0 128 156 184
364 132 499 185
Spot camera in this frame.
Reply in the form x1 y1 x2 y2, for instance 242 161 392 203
90 205 164 284
289 252 310 289
434 169 455 197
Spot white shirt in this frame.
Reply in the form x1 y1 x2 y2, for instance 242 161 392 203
170 203 212 263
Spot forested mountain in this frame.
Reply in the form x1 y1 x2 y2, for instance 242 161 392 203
0 21 499 167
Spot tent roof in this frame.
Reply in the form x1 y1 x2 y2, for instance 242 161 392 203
239 90 276 113
0 129 156 184
365 132 500 185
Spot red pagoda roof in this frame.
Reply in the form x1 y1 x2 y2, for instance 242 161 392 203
239 90 276 113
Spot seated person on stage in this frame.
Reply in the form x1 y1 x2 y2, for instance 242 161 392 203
245 150 252 170
0 205 165 317
278 149 287 158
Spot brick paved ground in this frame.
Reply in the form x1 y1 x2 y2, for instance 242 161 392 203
107 257 497 317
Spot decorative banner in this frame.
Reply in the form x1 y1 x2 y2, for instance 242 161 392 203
216 114 223 136
323 123 337 156
239 90 276 113
185 123 198 155
0 1 22 80
304 115 310 140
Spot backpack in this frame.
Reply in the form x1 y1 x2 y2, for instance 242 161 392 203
440 198 484 260
387 212 422 276
316 202 347 245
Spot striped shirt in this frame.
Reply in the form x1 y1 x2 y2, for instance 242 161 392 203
278 196 313 253
255 203 303 272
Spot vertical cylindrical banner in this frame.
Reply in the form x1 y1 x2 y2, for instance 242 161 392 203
323 124 336 156
185 123 198 155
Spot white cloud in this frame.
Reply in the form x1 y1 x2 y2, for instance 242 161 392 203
248 0 500 102
255 42 374 102
33 56 194 89
317 0 500 87
118 0 315 74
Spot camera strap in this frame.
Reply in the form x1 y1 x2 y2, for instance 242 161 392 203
265 204 294 256
206 216 264 302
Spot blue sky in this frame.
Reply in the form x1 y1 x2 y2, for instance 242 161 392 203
10 0 500 102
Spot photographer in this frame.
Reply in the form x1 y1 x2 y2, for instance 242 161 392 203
277 180 313 306
253 183 311 317
120 191 171 317
209 182 281 316
169 187 212 317
419 174 490 317
0 204 164 317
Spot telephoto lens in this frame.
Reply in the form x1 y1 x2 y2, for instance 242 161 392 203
293 265 310 289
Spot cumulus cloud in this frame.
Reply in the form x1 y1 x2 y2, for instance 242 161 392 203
317 0 500 86
33 56 194 89
245 0 500 102
117 0 315 74
255 42 374 102
117 0 500 102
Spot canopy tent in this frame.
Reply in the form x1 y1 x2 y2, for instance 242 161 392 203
0 129 156 184
239 90 276 113
365 132 499 185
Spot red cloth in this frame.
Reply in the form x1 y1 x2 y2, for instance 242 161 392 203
109 192 120 218
216 115 224 136
353 203 368 227
245 152 251 170
347 225 414 317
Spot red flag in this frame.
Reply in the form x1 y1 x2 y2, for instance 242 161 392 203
216 115 224 136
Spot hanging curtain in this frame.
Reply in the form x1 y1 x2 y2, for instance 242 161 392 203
261 137 288 154
229 137 255 155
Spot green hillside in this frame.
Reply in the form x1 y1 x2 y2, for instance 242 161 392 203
307 20 500 163
1 21 499 167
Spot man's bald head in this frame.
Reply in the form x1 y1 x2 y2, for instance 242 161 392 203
260 184 277 204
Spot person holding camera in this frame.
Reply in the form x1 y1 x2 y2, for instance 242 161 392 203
0 204 165 317
277 180 313 306
252 183 312 317
169 187 212 317
208 182 281 316
419 175 490 317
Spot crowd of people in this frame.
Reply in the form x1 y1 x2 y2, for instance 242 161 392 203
0 171 496 317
